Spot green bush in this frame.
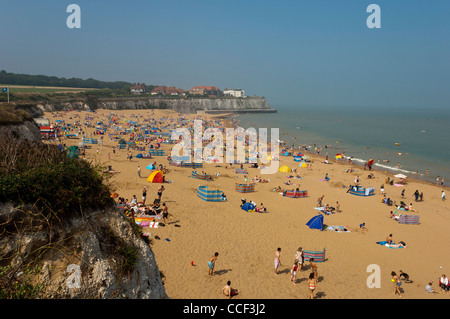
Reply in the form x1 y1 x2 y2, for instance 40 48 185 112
0 134 114 218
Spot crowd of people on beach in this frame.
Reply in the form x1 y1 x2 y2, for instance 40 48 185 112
49 109 449 300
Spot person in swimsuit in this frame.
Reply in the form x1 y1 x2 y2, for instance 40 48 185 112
157 185 165 200
162 203 168 223
208 252 219 276
274 248 281 275
290 260 299 284
222 281 239 299
391 271 402 297
308 272 317 299
310 258 318 279
295 247 304 271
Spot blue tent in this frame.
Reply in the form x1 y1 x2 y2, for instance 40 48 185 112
306 214 324 231
146 164 155 170
241 202 256 212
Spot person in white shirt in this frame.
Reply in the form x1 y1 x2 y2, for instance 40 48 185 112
440 275 449 293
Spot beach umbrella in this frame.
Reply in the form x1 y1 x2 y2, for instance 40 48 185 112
306 214 324 231
278 165 292 173
147 170 164 183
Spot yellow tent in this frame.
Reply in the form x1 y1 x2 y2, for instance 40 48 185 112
298 161 307 168
278 165 292 172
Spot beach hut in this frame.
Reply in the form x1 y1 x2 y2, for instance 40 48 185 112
235 183 256 193
241 202 256 212
278 165 292 173
147 170 164 183
306 214 324 231
197 186 223 202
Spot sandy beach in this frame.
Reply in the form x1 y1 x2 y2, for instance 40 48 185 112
44 108 450 299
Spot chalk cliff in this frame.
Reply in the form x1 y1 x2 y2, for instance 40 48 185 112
25 96 276 114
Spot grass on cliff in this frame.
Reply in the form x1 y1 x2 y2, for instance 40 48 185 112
0 104 33 125
0 132 114 219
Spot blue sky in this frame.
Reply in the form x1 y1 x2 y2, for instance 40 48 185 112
1 0 449 109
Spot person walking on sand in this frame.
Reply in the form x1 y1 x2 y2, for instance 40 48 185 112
290 260 299 284
274 248 281 275
142 187 147 206
137 165 141 177
161 202 169 223
317 195 324 207
308 272 317 299
157 185 165 200
391 271 402 297
295 247 304 271
310 258 318 279
208 252 219 276
442 190 446 201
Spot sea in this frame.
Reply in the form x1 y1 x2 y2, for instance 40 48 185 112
235 104 450 185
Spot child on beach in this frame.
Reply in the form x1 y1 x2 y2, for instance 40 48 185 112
290 260 299 284
310 258 318 279
208 252 219 276
308 272 317 299
274 248 281 275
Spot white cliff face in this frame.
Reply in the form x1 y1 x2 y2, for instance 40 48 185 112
32 97 275 114
95 97 273 113
0 205 168 299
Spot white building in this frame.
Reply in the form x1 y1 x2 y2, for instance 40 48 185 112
223 89 245 98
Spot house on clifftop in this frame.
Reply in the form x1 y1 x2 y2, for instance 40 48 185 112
188 86 221 96
151 86 185 96
130 83 146 94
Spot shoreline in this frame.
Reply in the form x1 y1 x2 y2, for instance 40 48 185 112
231 113 446 188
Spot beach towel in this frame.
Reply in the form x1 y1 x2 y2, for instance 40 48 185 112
376 241 403 249
326 226 350 232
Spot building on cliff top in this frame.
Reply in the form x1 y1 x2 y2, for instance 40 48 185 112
188 86 220 96
130 83 146 94
223 88 245 98
151 86 185 96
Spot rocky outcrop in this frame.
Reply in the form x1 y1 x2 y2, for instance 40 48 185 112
0 204 168 299
0 119 42 143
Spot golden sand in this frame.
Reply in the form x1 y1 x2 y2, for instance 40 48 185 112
45 108 450 299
